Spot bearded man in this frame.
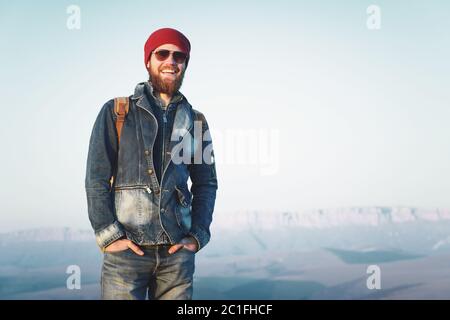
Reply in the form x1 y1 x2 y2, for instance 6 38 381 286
85 28 218 300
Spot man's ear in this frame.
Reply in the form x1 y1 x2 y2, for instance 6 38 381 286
146 61 150 69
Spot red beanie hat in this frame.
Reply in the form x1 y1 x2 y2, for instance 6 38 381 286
144 28 191 67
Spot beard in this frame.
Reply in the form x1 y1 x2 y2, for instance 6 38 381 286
148 65 185 96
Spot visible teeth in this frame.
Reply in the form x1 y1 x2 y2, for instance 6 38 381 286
162 70 175 73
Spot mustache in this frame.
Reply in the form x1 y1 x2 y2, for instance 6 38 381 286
159 66 180 73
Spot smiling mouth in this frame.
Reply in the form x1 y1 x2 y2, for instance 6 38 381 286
161 69 177 75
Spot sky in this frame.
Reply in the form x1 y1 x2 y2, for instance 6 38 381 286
0 0 449 232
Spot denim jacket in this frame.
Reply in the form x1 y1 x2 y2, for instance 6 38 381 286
85 82 218 251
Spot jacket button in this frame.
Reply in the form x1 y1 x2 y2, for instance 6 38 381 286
161 208 166 214
154 188 160 195
145 150 150 155
147 169 153 175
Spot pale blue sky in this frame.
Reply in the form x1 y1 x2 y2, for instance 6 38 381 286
1 0 449 231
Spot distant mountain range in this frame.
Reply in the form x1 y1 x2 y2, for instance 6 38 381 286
0 227 94 244
3 207 450 243
2 206 449 256
2 206 450 299
212 207 450 230
208 207 450 256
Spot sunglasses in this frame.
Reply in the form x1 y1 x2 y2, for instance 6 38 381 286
153 49 188 64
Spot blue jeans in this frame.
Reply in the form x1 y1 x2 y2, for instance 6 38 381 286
101 244 195 300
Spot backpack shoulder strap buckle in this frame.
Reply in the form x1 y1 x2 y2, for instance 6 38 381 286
113 97 130 144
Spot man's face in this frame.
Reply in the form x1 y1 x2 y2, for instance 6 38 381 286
147 43 187 96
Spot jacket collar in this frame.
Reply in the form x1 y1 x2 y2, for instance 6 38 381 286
132 81 194 143
131 81 184 108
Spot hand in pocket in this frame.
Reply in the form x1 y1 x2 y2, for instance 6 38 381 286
104 238 144 255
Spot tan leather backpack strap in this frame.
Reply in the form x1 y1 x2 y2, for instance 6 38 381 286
113 97 130 145
110 97 129 188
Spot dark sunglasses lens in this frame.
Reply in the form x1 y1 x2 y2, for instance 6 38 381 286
154 50 170 61
173 51 187 64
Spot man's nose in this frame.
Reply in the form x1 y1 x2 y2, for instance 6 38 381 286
167 53 177 65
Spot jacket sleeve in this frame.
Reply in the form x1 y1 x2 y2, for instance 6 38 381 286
85 99 125 250
187 110 218 251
